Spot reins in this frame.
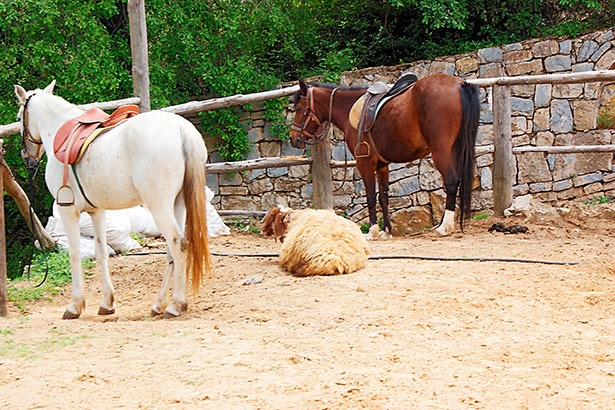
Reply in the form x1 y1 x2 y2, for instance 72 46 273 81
20 92 51 287
294 86 350 192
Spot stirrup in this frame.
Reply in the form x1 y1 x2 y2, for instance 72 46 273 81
56 185 75 206
354 141 371 158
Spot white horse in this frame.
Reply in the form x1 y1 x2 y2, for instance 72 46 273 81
14 81 213 319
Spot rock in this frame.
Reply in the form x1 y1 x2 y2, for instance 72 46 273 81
504 194 533 217
241 275 264 285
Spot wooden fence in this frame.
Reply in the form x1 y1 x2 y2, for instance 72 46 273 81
2 70 615 212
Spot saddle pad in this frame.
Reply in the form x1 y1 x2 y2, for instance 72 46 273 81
54 105 139 164
349 96 365 129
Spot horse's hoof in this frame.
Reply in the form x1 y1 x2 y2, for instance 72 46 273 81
150 309 163 317
62 310 81 320
162 310 180 319
162 302 187 319
365 224 381 241
98 306 116 315
435 227 452 236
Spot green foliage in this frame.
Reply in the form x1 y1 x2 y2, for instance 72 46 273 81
360 223 370 234
6 250 88 313
583 195 613 205
226 216 261 234
472 212 491 220
200 108 252 163
0 328 89 359
263 98 290 141
1 0 132 278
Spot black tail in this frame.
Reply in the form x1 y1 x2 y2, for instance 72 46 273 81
454 81 480 230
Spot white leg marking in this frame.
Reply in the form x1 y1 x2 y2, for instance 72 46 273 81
435 209 455 236
365 224 381 241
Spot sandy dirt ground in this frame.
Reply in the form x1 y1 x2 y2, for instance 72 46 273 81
1 200 614 409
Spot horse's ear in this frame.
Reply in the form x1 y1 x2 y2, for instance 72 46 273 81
299 79 308 95
273 211 288 242
14 85 27 104
43 80 56 94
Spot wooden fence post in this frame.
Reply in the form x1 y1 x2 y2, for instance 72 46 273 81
0 140 7 317
492 85 514 216
311 139 333 209
128 0 151 112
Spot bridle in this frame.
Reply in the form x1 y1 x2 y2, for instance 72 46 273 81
19 93 44 170
291 86 337 146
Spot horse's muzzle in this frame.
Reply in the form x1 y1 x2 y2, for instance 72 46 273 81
290 136 306 149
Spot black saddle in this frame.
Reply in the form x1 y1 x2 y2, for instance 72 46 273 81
361 72 418 132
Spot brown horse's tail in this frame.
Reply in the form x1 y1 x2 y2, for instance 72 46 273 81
182 128 213 293
455 81 480 230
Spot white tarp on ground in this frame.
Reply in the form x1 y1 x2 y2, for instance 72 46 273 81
45 187 230 259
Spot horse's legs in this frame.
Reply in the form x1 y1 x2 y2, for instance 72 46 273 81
432 154 459 236
376 162 392 238
149 203 188 318
151 250 173 316
168 200 188 317
357 160 380 240
57 205 86 319
89 210 115 315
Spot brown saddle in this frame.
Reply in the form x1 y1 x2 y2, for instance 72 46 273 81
54 105 140 164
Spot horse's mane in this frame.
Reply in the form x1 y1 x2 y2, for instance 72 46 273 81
291 81 368 104
36 90 76 111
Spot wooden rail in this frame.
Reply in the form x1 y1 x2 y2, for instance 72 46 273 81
473 69 615 215
0 97 142 138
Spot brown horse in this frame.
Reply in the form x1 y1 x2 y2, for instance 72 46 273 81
289 73 480 238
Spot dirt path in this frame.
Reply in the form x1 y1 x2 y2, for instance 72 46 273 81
1 202 614 409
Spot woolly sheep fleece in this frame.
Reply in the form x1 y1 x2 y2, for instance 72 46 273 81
279 209 369 277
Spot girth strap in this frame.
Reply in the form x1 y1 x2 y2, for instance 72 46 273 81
54 105 139 207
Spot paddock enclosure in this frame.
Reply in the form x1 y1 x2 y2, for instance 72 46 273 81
1 200 615 408
1 6 615 406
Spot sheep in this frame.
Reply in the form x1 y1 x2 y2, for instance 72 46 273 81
262 205 370 277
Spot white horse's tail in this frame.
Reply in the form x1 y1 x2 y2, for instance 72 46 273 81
182 127 213 293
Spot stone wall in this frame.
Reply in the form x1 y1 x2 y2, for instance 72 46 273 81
206 28 615 233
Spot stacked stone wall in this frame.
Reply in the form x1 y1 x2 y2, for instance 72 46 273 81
206 28 615 233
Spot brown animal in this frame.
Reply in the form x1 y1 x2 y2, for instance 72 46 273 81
262 206 370 277
289 74 480 238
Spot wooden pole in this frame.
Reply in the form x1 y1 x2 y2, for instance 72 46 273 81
311 139 333 210
0 159 55 249
128 0 151 111
492 85 514 216
0 140 7 317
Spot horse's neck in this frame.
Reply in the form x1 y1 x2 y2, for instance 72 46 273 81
34 95 84 150
324 89 365 130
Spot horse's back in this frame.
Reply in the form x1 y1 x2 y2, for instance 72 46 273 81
368 74 467 163
410 74 466 145
75 111 205 210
